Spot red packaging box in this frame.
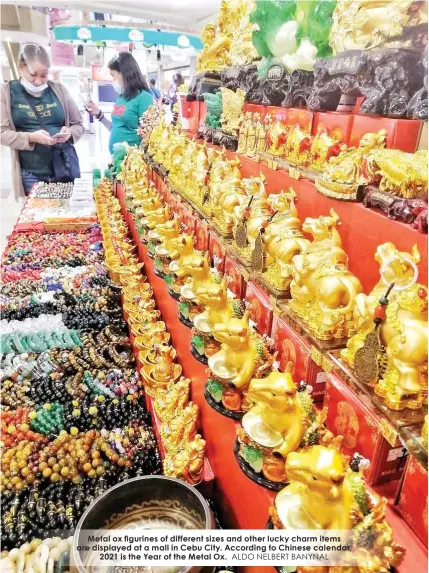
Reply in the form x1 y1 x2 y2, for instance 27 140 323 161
265 106 288 123
199 101 207 127
188 117 199 135
285 107 314 132
350 114 423 153
324 372 408 486
189 101 199 120
395 454 428 548
312 111 354 145
169 193 182 215
208 231 225 273
271 315 326 402
194 218 209 252
179 94 191 119
243 103 266 118
163 184 171 206
180 206 196 235
245 281 274 336
224 255 247 299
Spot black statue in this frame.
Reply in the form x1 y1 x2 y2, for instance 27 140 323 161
407 46 428 120
221 63 313 107
187 72 222 102
308 48 425 118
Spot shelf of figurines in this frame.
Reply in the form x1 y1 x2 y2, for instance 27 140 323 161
139 105 428 297
124 156 428 463
114 164 429 573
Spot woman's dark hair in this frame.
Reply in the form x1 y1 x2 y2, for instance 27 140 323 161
173 73 184 86
108 52 150 100
18 43 50 70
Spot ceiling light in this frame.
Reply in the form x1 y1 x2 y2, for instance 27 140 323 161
177 35 190 48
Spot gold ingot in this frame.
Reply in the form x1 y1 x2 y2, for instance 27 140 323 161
133 331 170 350
130 321 166 337
138 346 177 367
141 363 183 397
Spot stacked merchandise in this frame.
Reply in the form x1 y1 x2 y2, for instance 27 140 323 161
114 146 429 573
0 184 162 571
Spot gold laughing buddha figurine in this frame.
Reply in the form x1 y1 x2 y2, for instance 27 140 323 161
315 130 387 200
270 446 405 573
237 367 336 485
341 243 428 411
288 209 362 341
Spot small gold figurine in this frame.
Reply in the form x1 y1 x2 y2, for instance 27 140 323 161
270 446 405 573
315 130 387 200
220 88 246 136
206 311 276 414
341 243 428 410
161 402 199 452
369 149 428 199
289 209 363 341
256 189 310 293
163 434 206 485
307 127 344 173
267 118 289 157
141 345 183 397
237 111 252 154
154 376 191 422
237 367 336 484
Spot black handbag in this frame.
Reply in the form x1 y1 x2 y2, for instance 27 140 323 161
22 88 81 182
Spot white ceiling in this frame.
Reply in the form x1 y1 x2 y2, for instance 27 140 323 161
2 0 221 31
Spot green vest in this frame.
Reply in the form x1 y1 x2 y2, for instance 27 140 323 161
11 80 65 176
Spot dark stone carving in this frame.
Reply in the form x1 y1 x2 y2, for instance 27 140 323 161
186 72 222 102
221 63 313 107
362 186 428 225
260 65 314 108
197 125 238 151
308 48 425 118
407 46 428 119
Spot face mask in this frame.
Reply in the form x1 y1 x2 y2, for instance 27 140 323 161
21 77 48 95
113 80 124 95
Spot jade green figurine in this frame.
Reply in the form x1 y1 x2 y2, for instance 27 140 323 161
203 91 223 129
250 0 336 74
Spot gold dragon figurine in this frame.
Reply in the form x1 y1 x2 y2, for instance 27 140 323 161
330 0 428 54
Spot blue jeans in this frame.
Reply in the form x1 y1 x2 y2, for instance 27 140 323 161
21 170 54 195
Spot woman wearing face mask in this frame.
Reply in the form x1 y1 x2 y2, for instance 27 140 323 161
86 52 153 153
0 43 84 197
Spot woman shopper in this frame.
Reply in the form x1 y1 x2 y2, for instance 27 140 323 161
86 52 153 153
1 43 84 197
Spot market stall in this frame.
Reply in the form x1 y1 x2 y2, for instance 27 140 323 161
1 1 428 572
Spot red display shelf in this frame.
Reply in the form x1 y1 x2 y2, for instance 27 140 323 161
117 183 427 573
196 144 428 293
